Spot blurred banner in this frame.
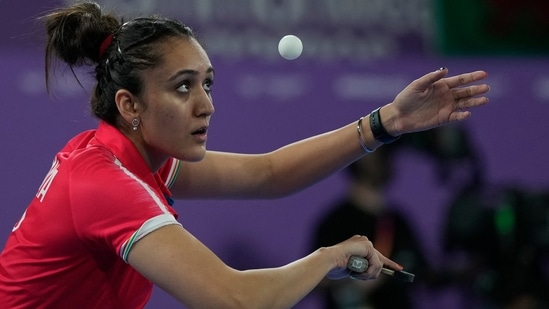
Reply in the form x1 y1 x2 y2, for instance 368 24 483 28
435 0 549 55
3 0 548 57
60 0 434 61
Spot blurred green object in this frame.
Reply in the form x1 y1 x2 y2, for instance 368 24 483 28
435 0 549 55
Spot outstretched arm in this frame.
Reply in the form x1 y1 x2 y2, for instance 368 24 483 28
128 225 398 309
170 68 489 199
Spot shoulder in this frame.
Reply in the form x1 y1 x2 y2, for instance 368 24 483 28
61 129 98 152
60 143 125 197
66 144 116 175
55 128 114 171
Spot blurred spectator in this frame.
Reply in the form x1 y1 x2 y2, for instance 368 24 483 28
407 126 549 309
310 144 433 309
443 185 549 309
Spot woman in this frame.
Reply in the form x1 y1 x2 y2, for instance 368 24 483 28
0 2 489 308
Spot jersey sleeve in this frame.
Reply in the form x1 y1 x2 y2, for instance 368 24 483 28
69 150 181 263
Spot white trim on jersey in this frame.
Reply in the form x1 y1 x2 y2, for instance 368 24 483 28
112 158 181 262
120 214 181 262
164 159 181 189
114 158 172 215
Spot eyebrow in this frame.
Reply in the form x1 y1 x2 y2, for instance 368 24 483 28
168 67 215 81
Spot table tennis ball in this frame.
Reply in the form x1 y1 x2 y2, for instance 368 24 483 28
278 35 303 60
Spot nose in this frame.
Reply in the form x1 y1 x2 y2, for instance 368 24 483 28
194 89 215 117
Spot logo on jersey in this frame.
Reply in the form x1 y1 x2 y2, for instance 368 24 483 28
36 158 60 203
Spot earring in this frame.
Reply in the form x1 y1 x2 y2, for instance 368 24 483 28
131 118 140 131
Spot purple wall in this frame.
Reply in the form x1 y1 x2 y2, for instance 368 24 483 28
1 1 549 308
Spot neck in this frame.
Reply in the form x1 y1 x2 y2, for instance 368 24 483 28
122 127 168 173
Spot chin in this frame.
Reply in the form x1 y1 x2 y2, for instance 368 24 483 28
178 149 206 162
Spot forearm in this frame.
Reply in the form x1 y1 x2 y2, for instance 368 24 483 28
131 226 338 309
130 226 395 309
173 116 384 199
233 248 334 309
264 119 382 197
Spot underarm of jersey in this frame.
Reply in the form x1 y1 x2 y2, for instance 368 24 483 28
120 213 181 262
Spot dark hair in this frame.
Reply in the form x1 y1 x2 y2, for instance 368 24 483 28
42 1 196 125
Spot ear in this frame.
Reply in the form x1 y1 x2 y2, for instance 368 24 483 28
115 89 140 124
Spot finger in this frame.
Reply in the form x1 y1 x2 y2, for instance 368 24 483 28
455 95 490 111
453 84 490 100
364 251 384 278
444 71 488 88
455 98 464 113
450 110 472 122
379 253 403 272
450 96 489 122
412 67 449 90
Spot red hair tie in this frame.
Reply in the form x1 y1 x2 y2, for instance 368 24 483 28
98 34 113 59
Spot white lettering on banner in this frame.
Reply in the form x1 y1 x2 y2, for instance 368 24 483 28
36 158 60 203
67 0 432 61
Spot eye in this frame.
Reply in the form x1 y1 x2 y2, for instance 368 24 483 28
203 79 214 93
176 81 190 93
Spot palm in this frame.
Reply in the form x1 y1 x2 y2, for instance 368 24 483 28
392 69 489 134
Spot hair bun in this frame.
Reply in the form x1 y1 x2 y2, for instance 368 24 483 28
43 2 120 66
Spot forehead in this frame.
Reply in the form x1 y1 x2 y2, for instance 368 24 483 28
154 37 212 76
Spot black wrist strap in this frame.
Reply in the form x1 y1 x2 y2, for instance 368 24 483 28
369 107 400 144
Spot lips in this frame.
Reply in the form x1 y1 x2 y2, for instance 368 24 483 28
192 127 208 135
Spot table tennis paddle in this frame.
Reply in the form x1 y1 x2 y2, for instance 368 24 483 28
347 255 415 282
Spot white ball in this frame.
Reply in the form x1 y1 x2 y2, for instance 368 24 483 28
278 35 303 60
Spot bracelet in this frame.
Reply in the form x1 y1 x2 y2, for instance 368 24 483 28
369 107 400 144
356 117 374 153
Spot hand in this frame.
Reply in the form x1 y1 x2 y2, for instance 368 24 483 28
384 68 490 136
326 235 402 281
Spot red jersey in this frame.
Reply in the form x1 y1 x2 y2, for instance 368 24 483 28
0 121 182 308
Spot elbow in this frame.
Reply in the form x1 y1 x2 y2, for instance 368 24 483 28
258 167 304 199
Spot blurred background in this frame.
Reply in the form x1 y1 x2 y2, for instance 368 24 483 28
1 0 548 308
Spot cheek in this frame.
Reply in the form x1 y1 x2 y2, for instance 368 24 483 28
140 108 173 137
149 102 179 125
162 109 177 123
142 110 183 152
141 96 190 137
155 106 190 136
